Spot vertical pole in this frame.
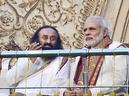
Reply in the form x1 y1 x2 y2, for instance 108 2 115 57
0 47 2 75
82 56 88 93
82 48 89 93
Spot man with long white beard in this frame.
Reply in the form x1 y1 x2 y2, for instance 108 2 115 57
63 16 128 96
6 25 70 96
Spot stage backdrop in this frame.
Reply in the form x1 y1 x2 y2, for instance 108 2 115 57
0 0 129 95
0 0 129 50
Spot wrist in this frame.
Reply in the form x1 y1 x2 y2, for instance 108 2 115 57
77 80 83 85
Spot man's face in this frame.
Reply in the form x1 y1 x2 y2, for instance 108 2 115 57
83 18 105 47
38 28 58 50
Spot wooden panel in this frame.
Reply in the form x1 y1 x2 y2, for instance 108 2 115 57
113 0 129 42
104 0 123 40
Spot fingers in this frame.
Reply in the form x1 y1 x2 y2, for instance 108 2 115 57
29 42 42 63
64 88 83 96
29 42 42 50
64 89 76 96
74 88 83 96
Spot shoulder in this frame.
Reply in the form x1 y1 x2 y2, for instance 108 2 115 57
108 41 123 49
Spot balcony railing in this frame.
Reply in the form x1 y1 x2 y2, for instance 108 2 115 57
0 48 129 95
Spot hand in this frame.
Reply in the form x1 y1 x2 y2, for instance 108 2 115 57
29 42 42 63
63 88 83 96
63 88 92 96
29 42 42 50
9 92 26 96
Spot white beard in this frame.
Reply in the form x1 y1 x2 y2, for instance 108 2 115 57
85 32 104 47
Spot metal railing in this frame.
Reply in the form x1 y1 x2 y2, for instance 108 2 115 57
1 48 129 58
0 48 129 94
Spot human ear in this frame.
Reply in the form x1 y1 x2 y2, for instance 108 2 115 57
103 28 108 36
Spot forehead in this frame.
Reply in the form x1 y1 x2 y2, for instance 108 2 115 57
39 28 57 36
84 18 100 28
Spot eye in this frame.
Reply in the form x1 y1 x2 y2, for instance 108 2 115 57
89 27 96 30
50 36 56 41
42 35 48 40
84 28 87 32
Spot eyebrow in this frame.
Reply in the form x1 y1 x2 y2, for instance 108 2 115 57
83 27 97 32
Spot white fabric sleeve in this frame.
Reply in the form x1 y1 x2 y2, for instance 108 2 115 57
51 58 70 96
90 54 128 95
6 58 41 86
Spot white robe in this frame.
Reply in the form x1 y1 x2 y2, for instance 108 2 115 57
0 58 10 96
91 41 128 95
74 41 128 96
6 57 70 96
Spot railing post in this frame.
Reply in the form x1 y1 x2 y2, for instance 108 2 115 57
82 48 89 93
0 47 2 75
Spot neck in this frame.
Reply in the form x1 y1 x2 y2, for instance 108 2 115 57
95 36 112 48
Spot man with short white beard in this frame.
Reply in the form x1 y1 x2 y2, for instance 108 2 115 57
63 16 128 96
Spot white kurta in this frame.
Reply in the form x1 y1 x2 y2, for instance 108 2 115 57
90 41 128 95
0 58 10 96
74 41 128 96
6 57 70 96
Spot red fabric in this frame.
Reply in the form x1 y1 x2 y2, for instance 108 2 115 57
88 56 104 85
74 57 83 84
74 36 112 85
74 56 104 85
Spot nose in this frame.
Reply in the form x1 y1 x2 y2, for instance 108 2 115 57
84 29 90 36
46 38 51 43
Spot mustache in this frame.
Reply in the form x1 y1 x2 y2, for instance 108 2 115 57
86 37 93 41
43 43 53 48
42 43 53 50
